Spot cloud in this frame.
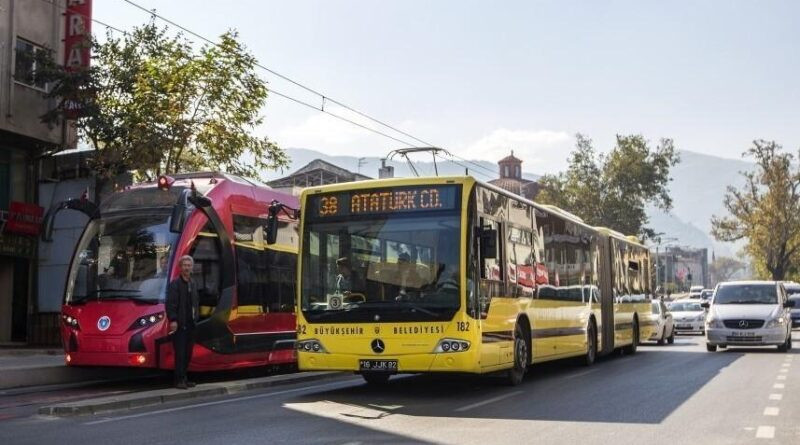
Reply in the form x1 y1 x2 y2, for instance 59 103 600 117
456 129 575 174
277 113 373 151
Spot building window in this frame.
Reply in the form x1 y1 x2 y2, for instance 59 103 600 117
515 165 520 178
14 38 48 90
503 165 509 177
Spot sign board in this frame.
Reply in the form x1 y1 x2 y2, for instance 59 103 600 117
64 0 93 118
308 185 461 220
4 201 44 236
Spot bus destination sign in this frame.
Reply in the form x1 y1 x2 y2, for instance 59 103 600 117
309 185 460 219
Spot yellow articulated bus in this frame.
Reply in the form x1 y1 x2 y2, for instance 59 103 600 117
279 176 655 385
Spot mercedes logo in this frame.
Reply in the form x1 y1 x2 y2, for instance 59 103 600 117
371 338 385 354
738 320 748 329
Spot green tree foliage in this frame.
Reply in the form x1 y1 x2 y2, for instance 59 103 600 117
711 140 800 280
38 21 287 180
537 134 679 239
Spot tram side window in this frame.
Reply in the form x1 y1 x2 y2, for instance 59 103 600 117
234 215 297 313
189 222 222 318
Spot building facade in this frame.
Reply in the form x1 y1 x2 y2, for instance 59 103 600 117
0 0 81 344
267 159 370 196
654 246 710 293
487 151 541 200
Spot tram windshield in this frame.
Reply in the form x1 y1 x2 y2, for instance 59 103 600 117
65 211 178 304
300 185 462 322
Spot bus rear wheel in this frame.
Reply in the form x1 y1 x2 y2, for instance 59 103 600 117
362 372 391 385
583 319 597 366
622 319 639 355
507 324 529 386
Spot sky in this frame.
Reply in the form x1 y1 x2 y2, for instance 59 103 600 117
93 0 800 175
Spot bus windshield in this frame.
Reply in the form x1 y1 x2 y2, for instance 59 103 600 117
65 211 178 304
301 211 461 322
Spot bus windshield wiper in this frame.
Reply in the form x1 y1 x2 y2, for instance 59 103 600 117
351 301 440 318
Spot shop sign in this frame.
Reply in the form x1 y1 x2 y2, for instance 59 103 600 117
4 202 44 236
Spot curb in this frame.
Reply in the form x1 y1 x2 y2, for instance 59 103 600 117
38 371 344 417
1 365 160 390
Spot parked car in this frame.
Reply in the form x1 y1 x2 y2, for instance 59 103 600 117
648 300 675 345
784 282 800 329
668 300 706 334
704 281 795 352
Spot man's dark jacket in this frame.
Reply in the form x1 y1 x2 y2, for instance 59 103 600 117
166 277 200 327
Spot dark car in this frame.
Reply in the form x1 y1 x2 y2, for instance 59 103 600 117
786 282 800 328
783 282 800 328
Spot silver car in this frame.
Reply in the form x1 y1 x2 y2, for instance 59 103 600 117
704 281 795 352
669 300 706 334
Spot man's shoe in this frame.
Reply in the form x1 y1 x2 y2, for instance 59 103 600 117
175 381 188 390
186 381 197 388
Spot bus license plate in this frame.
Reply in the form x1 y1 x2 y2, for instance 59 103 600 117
359 359 398 372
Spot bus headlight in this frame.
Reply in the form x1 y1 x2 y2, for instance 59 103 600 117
128 312 165 331
706 317 724 329
296 339 327 353
434 339 470 353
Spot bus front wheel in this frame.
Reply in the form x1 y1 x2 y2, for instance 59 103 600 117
362 372 391 385
507 323 529 386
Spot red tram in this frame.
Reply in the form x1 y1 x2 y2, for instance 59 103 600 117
45 172 299 371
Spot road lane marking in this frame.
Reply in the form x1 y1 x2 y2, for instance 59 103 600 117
769 393 783 401
562 369 598 380
84 379 359 425
773 383 785 389
777 375 787 380
779 369 788 373
756 426 775 439
454 390 524 412
781 363 790 367
763 407 780 416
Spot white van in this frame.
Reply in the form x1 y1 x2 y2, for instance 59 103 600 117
703 281 795 352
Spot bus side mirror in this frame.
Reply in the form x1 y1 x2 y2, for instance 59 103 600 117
169 202 187 233
265 215 279 245
700 302 710 309
784 300 796 308
480 227 497 259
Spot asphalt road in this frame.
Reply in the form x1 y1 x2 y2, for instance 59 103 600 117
3 332 799 445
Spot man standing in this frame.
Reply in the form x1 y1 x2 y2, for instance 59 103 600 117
166 255 199 389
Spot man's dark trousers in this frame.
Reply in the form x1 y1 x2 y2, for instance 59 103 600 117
173 324 194 384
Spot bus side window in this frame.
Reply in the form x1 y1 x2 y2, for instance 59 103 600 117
478 217 503 318
190 221 222 318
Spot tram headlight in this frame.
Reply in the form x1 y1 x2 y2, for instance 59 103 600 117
61 314 80 330
296 339 327 353
434 339 471 353
128 312 165 331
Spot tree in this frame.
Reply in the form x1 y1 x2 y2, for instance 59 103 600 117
537 134 680 239
38 21 287 181
711 140 800 280
710 256 747 284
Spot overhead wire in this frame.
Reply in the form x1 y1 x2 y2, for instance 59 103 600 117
35 0 420 149
42 0 507 178
118 0 436 148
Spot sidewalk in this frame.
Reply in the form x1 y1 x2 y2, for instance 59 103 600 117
39 371 345 417
0 348 156 390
